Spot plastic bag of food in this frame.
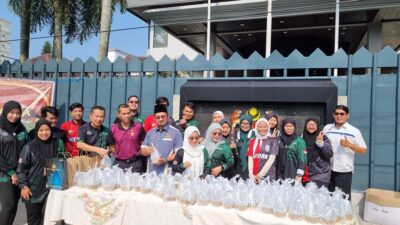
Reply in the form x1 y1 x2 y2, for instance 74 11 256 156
99 155 112 169
101 168 115 191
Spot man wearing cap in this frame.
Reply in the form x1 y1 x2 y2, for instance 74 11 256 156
140 104 183 174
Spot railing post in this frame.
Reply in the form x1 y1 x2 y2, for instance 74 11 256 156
395 54 400 191
346 55 353 107
368 53 378 188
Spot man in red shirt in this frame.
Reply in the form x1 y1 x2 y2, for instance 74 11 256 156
60 103 85 156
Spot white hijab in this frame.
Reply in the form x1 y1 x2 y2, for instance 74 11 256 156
213 111 224 120
201 123 224 158
252 118 271 154
182 126 204 177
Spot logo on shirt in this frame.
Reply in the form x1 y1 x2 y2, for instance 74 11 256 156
68 130 73 134
130 131 135 136
87 131 92 136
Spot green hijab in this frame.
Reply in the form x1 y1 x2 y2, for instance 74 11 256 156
236 115 255 172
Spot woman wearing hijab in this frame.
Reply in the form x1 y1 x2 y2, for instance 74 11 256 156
276 118 307 182
0 100 28 225
265 110 280 138
17 119 64 225
247 118 279 183
302 118 333 187
212 111 224 123
172 126 210 177
204 111 225 140
201 123 234 178
234 115 255 179
173 102 200 135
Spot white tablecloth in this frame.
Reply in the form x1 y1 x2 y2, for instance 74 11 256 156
44 187 330 225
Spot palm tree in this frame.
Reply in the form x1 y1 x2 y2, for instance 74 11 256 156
98 0 126 60
8 0 49 62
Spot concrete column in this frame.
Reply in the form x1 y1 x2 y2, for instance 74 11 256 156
367 22 382 53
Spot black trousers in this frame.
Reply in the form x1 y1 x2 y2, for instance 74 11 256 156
25 201 46 225
0 182 20 225
114 157 143 173
329 171 352 200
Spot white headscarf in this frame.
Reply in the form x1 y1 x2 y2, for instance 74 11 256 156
201 123 224 157
182 126 204 177
253 118 271 155
254 118 271 139
212 111 224 120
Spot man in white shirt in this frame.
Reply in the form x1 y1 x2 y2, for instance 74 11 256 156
323 105 367 199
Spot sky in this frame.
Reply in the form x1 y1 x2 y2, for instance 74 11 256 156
0 1 149 61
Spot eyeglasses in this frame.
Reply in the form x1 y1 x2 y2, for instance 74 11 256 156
334 112 346 116
129 101 139 104
155 115 167 119
212 131 222 136
188 136 200 141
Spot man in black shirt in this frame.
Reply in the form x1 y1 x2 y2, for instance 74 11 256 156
29 106 66 143
77 106 109 158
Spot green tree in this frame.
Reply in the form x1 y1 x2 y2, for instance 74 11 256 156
41 41 52 54
8 0 49 62
97 0 127 60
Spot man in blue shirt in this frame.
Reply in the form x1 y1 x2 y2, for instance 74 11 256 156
140 104 183 174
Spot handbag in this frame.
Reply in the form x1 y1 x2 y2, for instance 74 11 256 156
45 151 71 190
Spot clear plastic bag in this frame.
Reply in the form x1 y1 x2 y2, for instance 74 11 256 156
101 168 115 191
196 180 210 206
85 168 102 189
120 169 133 191
234 182 249 211
73 171 86 187
99 155 112 169
164 176 177 201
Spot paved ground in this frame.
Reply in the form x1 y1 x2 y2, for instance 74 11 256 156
13 200 27 225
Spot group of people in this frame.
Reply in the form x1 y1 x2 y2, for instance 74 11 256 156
0 95 367 225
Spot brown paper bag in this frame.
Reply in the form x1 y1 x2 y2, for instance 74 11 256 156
77 155 91 172
66 157 79 187
89 155 101 169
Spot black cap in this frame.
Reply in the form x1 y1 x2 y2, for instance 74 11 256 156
154 104 168 114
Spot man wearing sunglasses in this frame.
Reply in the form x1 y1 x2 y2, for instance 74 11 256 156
114 95 145 124
323 105 367 199
140 104 183 174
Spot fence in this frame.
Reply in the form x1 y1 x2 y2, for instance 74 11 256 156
1 46 400 192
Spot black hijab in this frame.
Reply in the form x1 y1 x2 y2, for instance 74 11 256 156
303 117 325 163
0 101 26 134
219 118 232 142
280 118 297 146
265 110 279 134
29 119 58 166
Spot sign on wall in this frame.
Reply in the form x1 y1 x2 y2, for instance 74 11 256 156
0 78 55 131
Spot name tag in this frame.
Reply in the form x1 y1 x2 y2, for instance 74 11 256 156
163 138 173 141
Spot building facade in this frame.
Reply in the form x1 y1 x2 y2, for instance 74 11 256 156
0 19 11 63
127 0 400 60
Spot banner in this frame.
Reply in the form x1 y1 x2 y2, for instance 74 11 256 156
0 78 55 131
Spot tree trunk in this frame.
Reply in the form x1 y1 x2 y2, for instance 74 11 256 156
98 0 112 61
53 0 62 62
19 0 31 63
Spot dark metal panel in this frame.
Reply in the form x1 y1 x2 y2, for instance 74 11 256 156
350 75 372 191
140 76 158 117
110 78 127 126
97 77 112 127
371 75 397 190
82 78 97 122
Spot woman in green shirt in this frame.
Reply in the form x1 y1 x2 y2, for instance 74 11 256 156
201 123 234 179
276 118 307 182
